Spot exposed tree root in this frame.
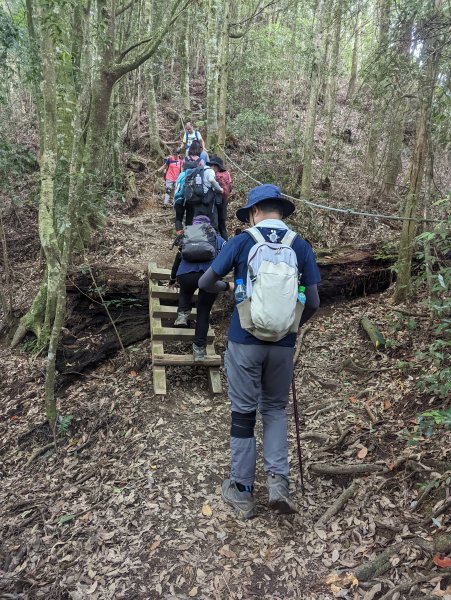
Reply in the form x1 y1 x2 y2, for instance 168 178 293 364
323 426 353 451
26 442 54 466
310 463 383 476
424 497 451 524
316 480 359 527
378 570 451 600
354 543 402 582
299 432 330 443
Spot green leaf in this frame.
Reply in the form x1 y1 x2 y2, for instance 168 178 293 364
58 514 76 526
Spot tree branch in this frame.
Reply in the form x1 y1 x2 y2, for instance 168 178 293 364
228 0 281 38
115 0 137 18
112 0 191 79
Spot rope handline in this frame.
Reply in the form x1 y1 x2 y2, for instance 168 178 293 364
220 148 441 224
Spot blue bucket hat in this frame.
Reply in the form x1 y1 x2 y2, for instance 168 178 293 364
235 184 295 223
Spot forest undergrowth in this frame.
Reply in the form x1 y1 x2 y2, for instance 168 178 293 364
1 80 451 599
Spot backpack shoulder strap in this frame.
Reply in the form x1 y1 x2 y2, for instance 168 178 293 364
194 130 199 140
280 230 297 247
245 226 265 244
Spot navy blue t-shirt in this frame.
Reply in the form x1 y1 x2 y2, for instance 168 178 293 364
211 223 321 347
177 235 226 277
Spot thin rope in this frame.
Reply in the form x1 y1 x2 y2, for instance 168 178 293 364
221 149 441 224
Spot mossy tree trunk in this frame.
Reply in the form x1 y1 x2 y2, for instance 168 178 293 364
145 1 163 159
217 0 231 154
35 3 60 351
380 17 412 199
364 0 390 176
45 23 91 428
322 1 342 181
393 0 443 304
345 6 360 102
284 0 299 148
180 6 191 117
206 0 220 150
300 0 326 200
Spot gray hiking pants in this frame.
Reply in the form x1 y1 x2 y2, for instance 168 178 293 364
224 341 295 487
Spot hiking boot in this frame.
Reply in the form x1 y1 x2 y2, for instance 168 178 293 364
221 479 257 520
193 343 206 362
174 311 190 327
267 473 297 515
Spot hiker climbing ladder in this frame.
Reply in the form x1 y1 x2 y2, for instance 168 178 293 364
148 262 222 396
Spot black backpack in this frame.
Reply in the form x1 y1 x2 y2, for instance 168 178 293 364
184 165 205 206
181 223 217 262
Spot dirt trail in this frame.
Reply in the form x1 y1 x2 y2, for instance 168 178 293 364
1 177 448 600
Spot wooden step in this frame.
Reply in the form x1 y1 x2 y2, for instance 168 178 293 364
148 263 171 281
150 283 198 301
150 298 197 319
206 344 222 394
151 339 166 395
151 320 214 342
153 354 222 366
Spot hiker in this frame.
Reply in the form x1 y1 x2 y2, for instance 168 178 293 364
175 141 223 233
198 184 321 519
157 147 183 206
182 140 209 169
206 155 232 240
169 215 226 361
180 122 205 156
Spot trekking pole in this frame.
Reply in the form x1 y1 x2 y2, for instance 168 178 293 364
291 377 305 493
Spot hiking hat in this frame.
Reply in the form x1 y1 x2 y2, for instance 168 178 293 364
236 184 295 223
206 155 226 171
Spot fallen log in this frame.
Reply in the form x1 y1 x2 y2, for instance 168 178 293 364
55 242 397 376
315 242 396 301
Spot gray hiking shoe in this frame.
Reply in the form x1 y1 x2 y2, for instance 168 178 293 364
174 311 190 327
267 473 297 515
221 479 257 520
193 343 206 362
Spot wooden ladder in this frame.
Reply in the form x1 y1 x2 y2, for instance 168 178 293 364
148 262 222 396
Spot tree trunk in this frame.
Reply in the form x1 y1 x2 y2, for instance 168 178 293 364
322 2 342 181
45 59 90 426
301 0 326 199
146 71 162 158
345 8 360 102
393 1 442 303
35 7 60 349
25 0 44 156
145 0 163 159
206 0 220 149
284 0 299 147
180 6 191 116
364 0 390 176
380 18 412 198
217 0 231 154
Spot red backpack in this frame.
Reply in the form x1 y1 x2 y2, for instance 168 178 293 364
216 171 231 201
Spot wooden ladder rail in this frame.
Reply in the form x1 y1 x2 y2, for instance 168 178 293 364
148 262 222 396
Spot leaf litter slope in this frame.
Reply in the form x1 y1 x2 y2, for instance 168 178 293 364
1 187 450 600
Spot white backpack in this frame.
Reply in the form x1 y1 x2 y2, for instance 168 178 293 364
240 227 300 342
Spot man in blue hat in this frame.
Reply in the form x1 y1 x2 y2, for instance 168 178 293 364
199 184 320 519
